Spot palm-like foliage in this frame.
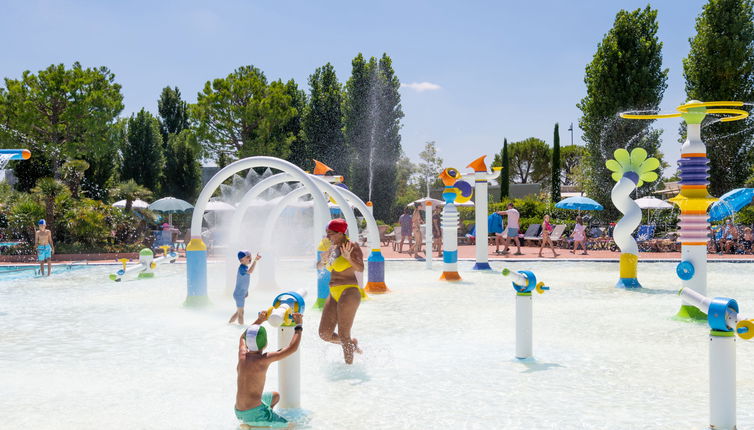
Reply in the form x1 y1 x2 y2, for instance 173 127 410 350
61 159 90 199
31 177 69 229
110 180 152 212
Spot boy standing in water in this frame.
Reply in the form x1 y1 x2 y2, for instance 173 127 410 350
34 219 54 276
229 250 261 325
236 310 303 429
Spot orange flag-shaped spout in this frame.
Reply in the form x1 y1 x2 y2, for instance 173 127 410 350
312 159 334 175
439 167 460 186
467 155 488 173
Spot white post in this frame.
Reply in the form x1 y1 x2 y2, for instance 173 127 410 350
277 326 300 409
709 332 736 430
516 293 533 359
425 201 433 269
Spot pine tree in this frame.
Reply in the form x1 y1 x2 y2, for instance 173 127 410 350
577 6 668 215
301 63 346 173
551 123 561 201
121 109 164 192
157 86 189 145
683 0 754 196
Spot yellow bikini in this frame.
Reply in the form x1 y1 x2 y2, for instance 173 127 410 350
325 255 367 302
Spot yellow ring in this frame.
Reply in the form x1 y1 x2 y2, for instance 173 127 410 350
620 101 749 122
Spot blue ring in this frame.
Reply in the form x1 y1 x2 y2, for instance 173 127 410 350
708 297 738 332
513 270 537 293
273 291 307 318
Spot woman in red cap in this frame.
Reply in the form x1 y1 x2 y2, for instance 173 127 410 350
317 218 365 364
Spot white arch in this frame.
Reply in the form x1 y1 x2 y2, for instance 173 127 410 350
191 157 329 242
336 186 380 250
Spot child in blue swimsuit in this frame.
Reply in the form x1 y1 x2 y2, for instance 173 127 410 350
229 250 261 325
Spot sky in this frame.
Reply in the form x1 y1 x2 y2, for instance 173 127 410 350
2 0 711 176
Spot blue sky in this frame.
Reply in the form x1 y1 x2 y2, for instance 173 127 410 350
3 0 710 175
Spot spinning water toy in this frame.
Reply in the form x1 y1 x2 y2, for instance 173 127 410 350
438 167 473 280
109 246 177 281
502 268 550 359
606 148 660 288
621 101 749 318
678 287 753 429
266 289 307 408
461 156 502 270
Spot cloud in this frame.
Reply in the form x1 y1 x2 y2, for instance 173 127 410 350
401 82 442 92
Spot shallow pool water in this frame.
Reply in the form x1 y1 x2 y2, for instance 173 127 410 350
1 260 753 429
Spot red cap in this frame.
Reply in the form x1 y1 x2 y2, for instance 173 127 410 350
327 218 348 233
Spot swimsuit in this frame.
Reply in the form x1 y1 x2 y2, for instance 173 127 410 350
325 252 366 302
37 244 52 261
233 264 250 308
234 392 288 427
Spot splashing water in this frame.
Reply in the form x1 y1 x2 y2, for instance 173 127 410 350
366 68 379 202
0 153 12 171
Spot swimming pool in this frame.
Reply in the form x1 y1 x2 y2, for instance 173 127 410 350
0 263 91 281
1 260 752 429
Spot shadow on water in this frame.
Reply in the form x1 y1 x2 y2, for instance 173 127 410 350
325 361 370 385
513 357 565 373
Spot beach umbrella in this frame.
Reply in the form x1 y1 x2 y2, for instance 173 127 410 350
112 199 149 209
407 197 444 207
555 196 604 211
635 196 673 225
708 188 754 222
148 197 194 225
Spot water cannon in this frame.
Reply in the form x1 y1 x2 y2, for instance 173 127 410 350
0 149 31 160
677 287 753 428
109 247 178 281
267 289 307 327
501 268 551 359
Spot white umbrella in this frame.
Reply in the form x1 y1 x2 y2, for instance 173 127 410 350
455 200 475 207
634 196 673 209
206 201 235 211
407 197 444 207
112 199 150 209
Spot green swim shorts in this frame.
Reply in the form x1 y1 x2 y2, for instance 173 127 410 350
235 392 288 427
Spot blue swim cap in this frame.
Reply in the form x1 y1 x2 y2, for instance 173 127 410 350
237 250 251 260
38 219 46 225
245 324 267 351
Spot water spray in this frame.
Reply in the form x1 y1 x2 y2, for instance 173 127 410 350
502 268 550 359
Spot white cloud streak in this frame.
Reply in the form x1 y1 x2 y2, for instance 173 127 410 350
401 82 442 92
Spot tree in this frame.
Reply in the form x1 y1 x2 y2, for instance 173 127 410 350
508 138 551 184
561 145 589 186
121 109 164 192
157 86 189 145
300 63 346 173
343 53 404 221
417 141 443 197
61 159 89 199
501 139 510 200
551 123 561 201
192 66 299 162
110 179 152 213
163 130 202 202
683 0 754 196
281 79 307 169
577 6 668 215
31 177 69 232
0 63 123 189
393 151 420 220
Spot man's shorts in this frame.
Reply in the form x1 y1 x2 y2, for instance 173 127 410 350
235 392 288 427
38 244 52 261
507 227 519 237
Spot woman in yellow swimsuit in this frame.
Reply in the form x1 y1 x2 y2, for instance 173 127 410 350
317 218 365 364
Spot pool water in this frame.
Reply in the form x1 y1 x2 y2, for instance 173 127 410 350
1 260 752 429
0 263 89 281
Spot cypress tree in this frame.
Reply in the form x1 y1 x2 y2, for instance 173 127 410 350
164 130 202 201
682 0 754 196
157 86 189 145
551 123 561 201
501 138 510 200
301 63 346 173
121 109 164 192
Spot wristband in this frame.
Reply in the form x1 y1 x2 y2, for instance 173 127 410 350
294 324 303 332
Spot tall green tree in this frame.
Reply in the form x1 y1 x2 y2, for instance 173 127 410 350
121 109 164 192
683 0 754 196
509 137 551 184
577 6 668 214
157 86 189 145
163 130 202 202
281 79 307 169
492 138 511 201
561 145 590 186
417 141 443 197
0 62 123 190
343 53 404 221
551 123 561 201
192 66 299 162
300 63 346 173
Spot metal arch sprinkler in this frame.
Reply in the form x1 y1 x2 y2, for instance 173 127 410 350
620 101 749 319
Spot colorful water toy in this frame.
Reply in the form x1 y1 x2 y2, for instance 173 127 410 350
438 167 472 281
502 268 550 359
605 148 660 288
109 246 177 281
621 101 748 318
265 289 307 409
461 156 502 270
0 149 31 160
678 287 753 429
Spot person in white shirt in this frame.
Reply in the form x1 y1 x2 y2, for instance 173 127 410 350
496 203 522 255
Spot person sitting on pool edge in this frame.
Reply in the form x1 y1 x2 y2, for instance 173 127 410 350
317 218 365 364
229 250 262 326
236 310 303 429
35 219 54 276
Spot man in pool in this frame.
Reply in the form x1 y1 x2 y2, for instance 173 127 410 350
229 250 262 325
236 310 303 429
34 219 54 276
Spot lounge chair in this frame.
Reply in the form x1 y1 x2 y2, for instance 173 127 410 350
635 224 656 252
378 224 391 246
549 224 567 247
522 224 542 246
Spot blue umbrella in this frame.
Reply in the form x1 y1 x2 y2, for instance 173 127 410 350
555 196 604 211
148 197 194 225
708 188 754 222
